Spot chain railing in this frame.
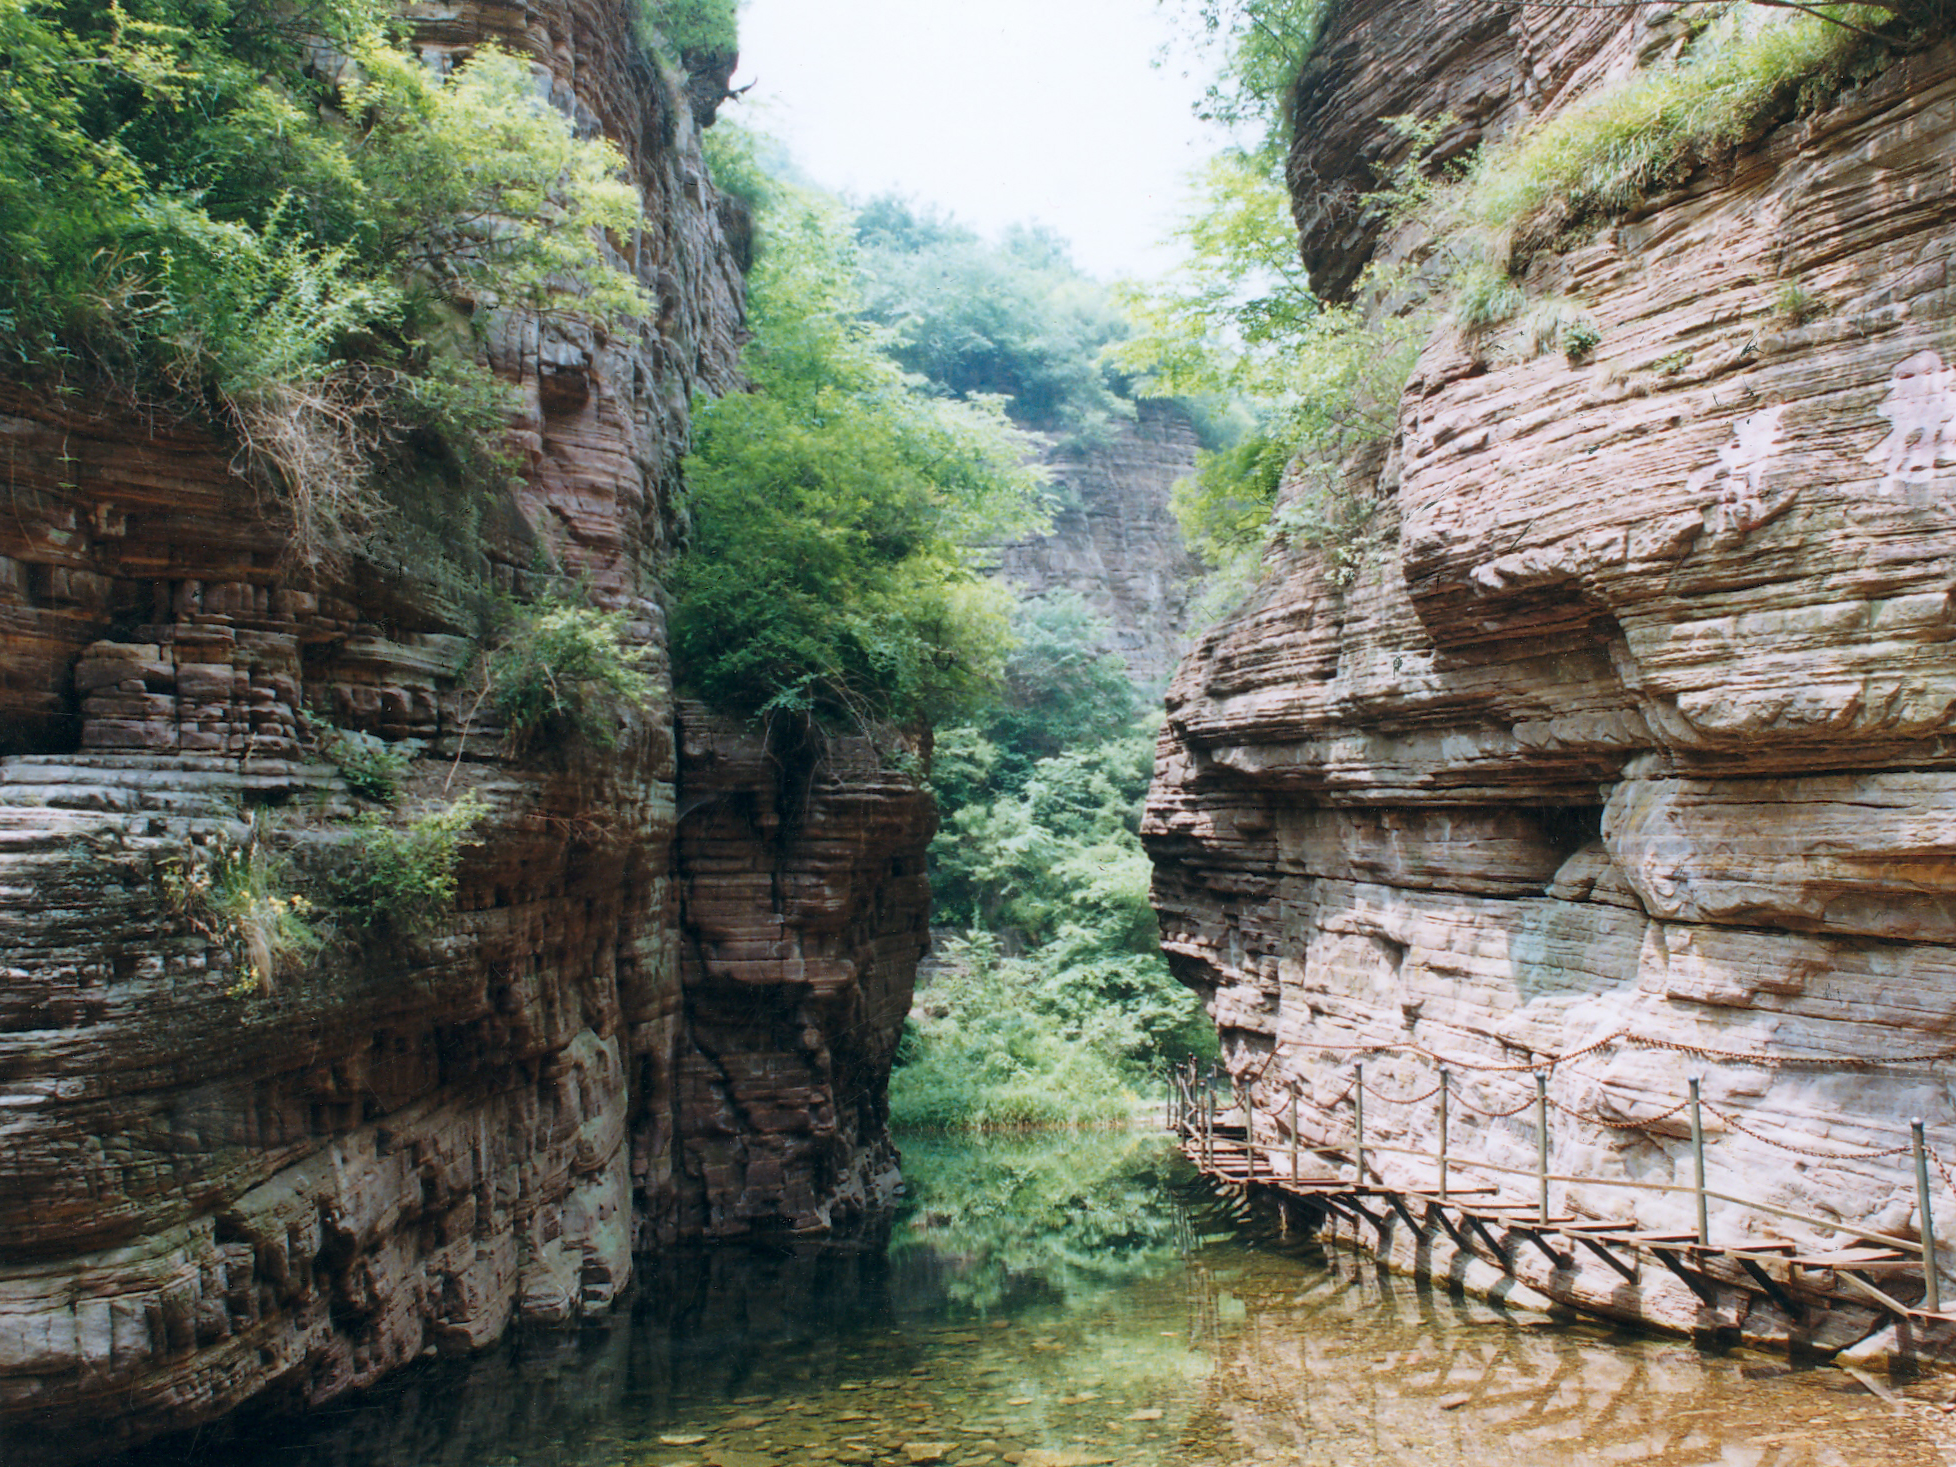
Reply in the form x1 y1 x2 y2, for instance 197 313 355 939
1168 1040 1954 1316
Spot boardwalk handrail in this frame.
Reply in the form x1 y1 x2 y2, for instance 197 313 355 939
1171 1050 1953 1310
1288 1135 1930 1259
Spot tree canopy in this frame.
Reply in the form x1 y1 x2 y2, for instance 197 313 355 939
671 159 1049 726
853 195 1136 446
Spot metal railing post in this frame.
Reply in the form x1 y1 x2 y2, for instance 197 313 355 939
1916 1118 1942 1314
1244 1081 1257 1178
1438 1068 1450 1203
1205 1071 1216 1168
1535 1070 1550 1226
1354 1063 1366 1186
1689 1075 1708 1247
1289 1086 1300 1181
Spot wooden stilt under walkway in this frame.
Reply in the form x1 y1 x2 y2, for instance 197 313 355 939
1175 1125 1956 1335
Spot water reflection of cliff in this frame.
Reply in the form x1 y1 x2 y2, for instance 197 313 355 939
113 1135 1951 1467
1179 1193 1948 1467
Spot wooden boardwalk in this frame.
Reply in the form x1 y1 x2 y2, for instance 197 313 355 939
1175 1114 1956 1339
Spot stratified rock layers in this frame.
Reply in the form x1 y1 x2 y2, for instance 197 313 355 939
998 401 1204 687
669 708 932 1242
0 4 932 1461
1147 7 1956 1355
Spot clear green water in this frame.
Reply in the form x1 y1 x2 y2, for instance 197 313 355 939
130 1133 1955 1467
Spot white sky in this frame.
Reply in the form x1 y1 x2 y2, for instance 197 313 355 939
729 0 1229 282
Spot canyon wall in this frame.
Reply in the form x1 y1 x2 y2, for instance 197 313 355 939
1147 2 1956 1358
0 5 930 1461
998 401 1204 688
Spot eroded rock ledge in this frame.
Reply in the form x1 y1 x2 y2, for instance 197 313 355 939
1148 5 1956 1362
0 3 933 1460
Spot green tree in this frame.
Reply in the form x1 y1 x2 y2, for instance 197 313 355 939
908 598 1212 1129
1110 148 1420 573
671 158 1048 726
854 196 1135 445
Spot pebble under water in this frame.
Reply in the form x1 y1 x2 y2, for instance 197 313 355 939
125 1132 1956 1467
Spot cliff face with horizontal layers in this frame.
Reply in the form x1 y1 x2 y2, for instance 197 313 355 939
1147 1 1956 1361
998 401 1205 687
0 5 931 1461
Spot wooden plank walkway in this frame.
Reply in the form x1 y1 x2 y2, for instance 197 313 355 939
1174 1123 1956 1332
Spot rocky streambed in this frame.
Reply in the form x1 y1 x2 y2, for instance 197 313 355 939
104 1133 1956 1467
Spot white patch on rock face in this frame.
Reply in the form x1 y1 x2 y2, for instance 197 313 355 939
1864 347 1956 494
1687 403 1790 535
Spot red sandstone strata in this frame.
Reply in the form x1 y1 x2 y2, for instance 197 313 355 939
0 4 933 1460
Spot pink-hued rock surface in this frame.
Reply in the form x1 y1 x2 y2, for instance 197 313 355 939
0 4 932 1461
1148 5 1956 1360
999 401 1205 687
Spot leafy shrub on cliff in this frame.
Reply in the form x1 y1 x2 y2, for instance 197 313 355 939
327 793 487 928
490 603 659 751
318 726 416 804
1111 149 1421 576
0 3 647 566
636 0 738 58
1158 0 1336 150
1455 5 1892 250
160 820 318 996
672 161 1048 726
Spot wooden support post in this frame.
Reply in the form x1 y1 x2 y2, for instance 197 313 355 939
1653 1246 1719 1309
1535 1071 1550 1227
1288 1087 1300 1181
1736 1257 1802 1319
1511 1226 1570 1270
1383 1192 1428 1238
1427 1203 1473 1255
1838 1267 1915 1320
1342 1196 1389 1235
1353 1064 1366 1186
1204 1073 1215 1169
1463 1213 1513 1269
1689 1076 1709 1248
1438 1068 1450 1203
1916 1118 1942 1315
1574 1235 1639 1283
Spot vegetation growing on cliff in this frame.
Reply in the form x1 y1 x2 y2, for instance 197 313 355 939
491 603 660 752
1453 5 1893 254
1124 1 1912 597
1110 149 1419 581
0 0 647 567
328 793 487 927
161 823 318 996
1158 0 1334 152
637 0 738 59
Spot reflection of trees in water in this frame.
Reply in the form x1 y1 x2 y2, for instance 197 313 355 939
119 1141 1940 1467
890 1131 1187 1311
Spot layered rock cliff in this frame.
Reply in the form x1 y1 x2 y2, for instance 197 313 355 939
0 5 931 1460
1147 3 1956 1358
998 401 1204 687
